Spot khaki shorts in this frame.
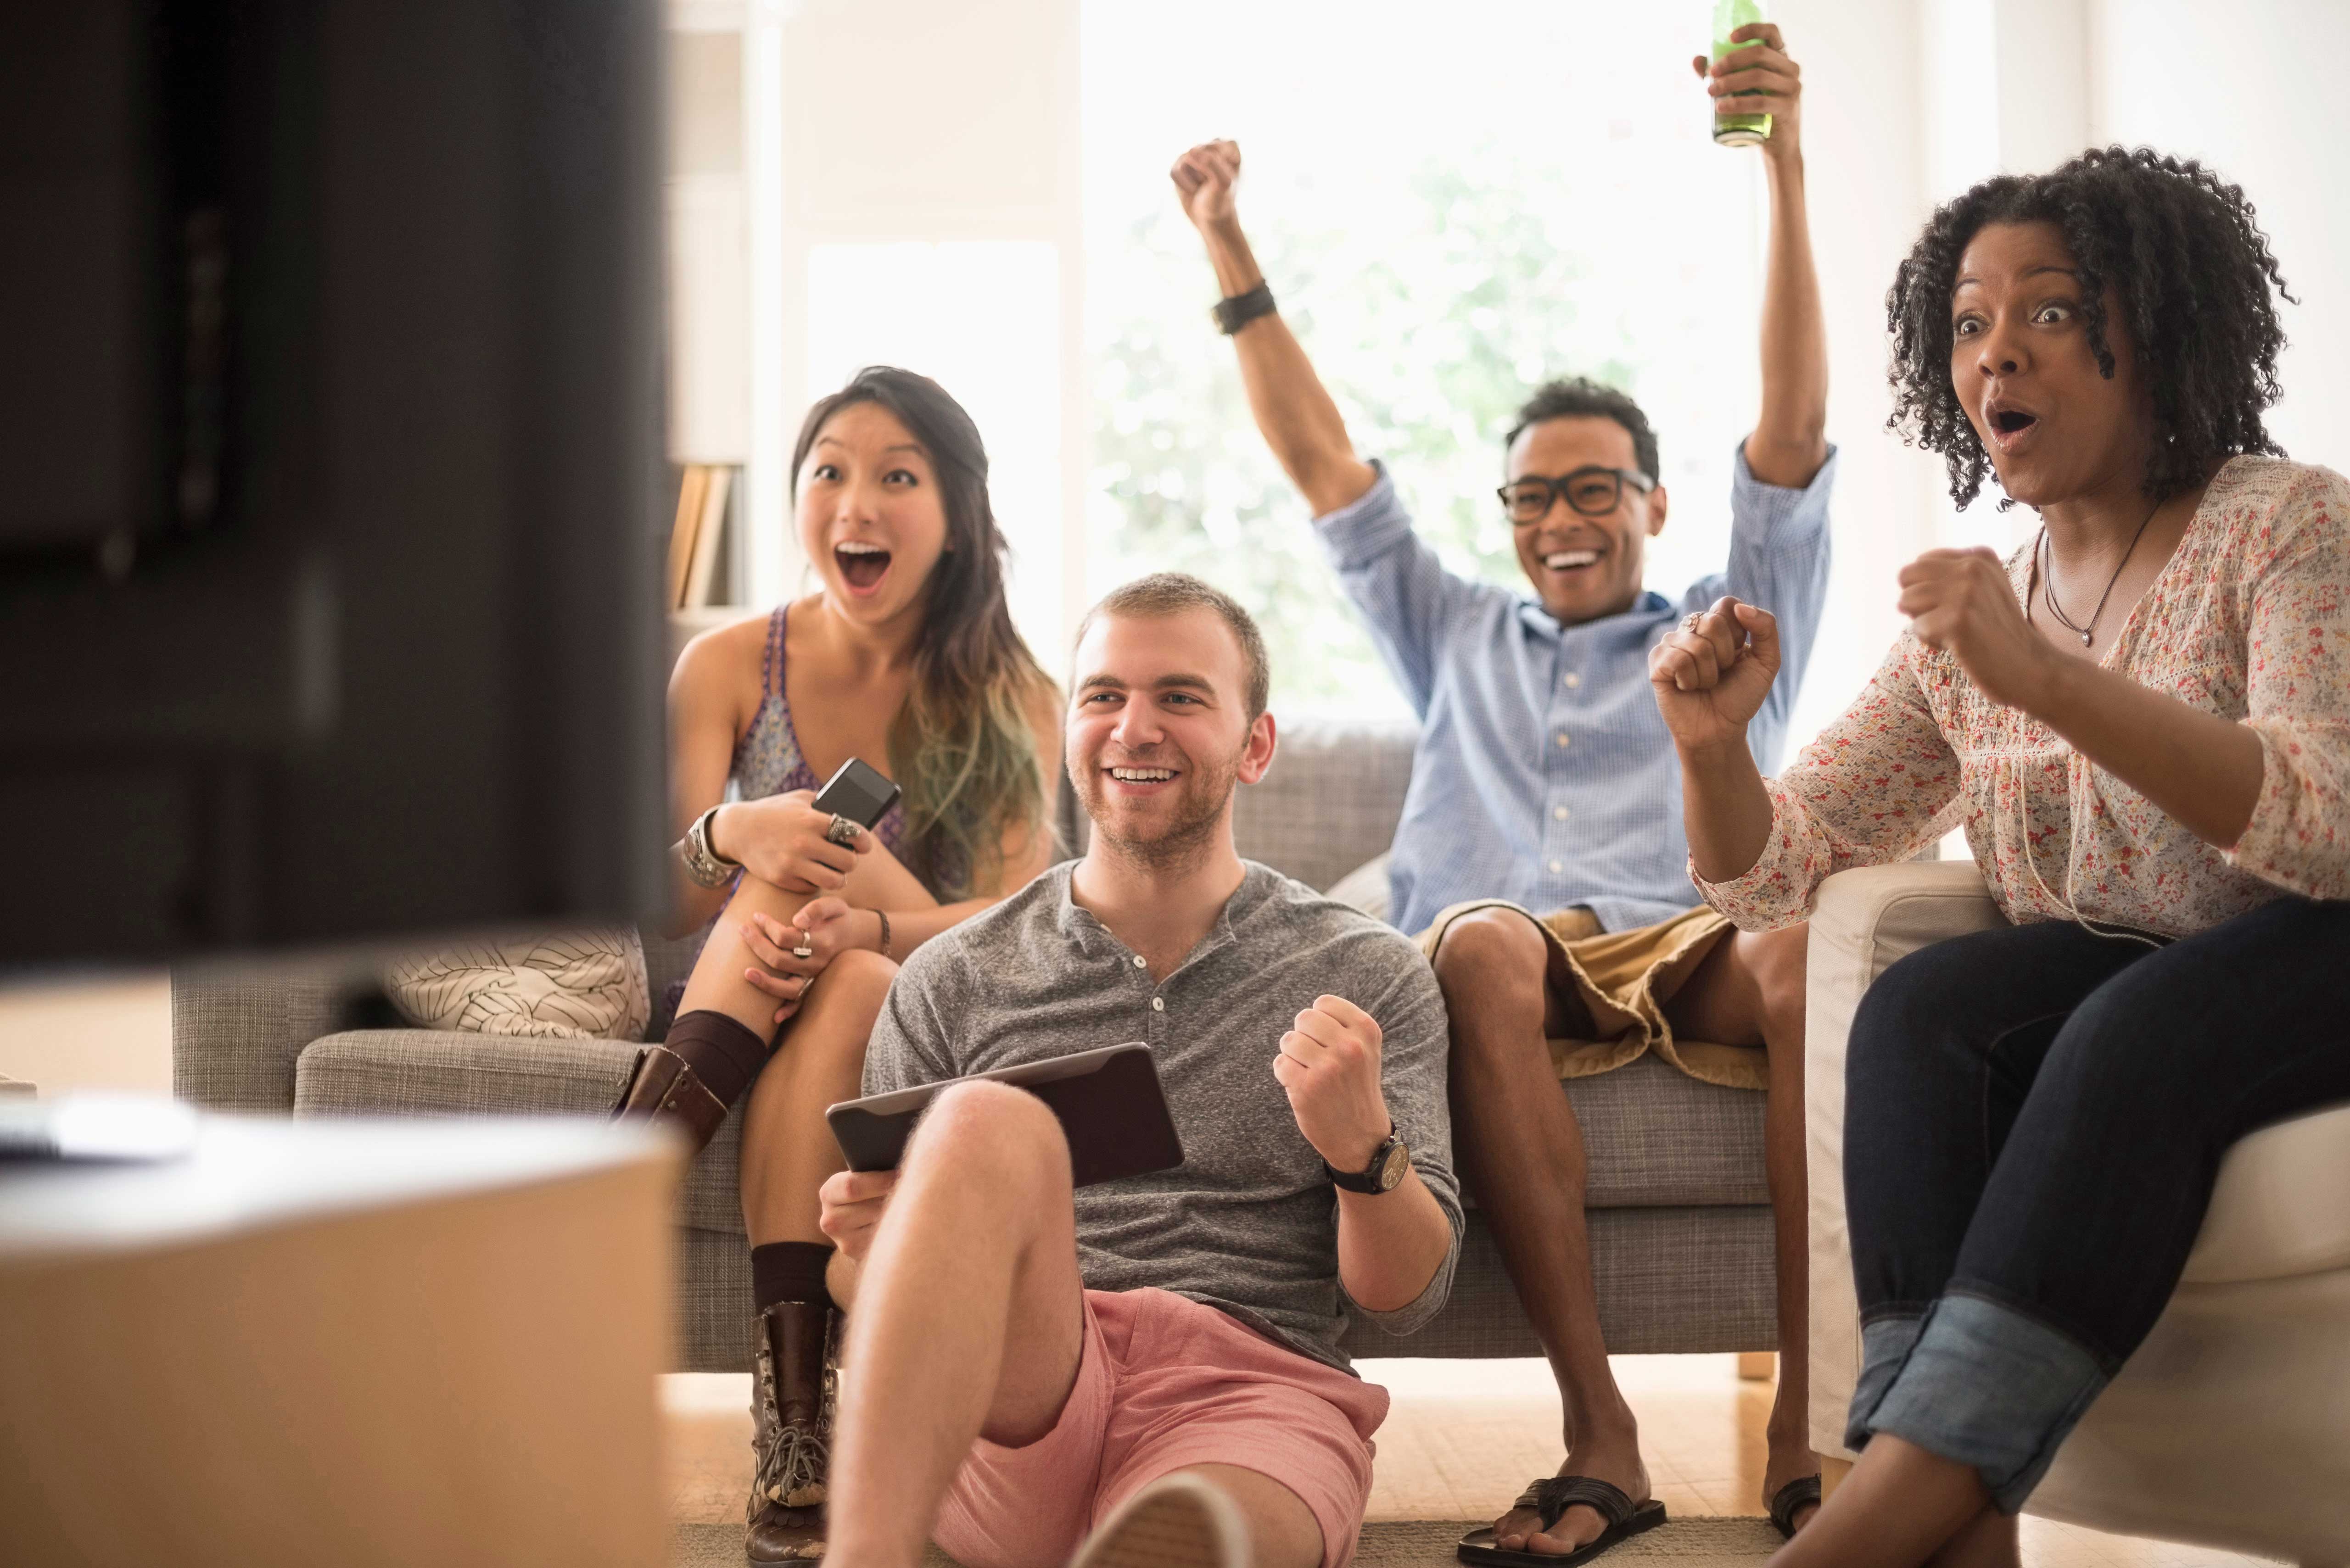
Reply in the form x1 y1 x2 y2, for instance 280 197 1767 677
1416 900 1767 1091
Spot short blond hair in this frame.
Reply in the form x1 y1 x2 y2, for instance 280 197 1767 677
1074 573 1270 720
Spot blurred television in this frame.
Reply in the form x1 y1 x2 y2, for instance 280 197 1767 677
0 1 670 963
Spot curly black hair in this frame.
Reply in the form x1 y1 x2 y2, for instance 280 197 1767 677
1507 377 1660 484
1885 145 2293 508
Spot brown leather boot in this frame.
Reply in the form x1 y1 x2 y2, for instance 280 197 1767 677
745 1300 836 1563
610 1043 730 1153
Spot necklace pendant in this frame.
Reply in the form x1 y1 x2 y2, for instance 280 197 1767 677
2081 630 2094 647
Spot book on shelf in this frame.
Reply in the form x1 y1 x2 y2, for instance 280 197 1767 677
665 464 735 610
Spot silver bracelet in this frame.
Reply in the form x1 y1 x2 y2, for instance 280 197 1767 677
680 805 739 889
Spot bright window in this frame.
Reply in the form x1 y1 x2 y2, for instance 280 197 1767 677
1085 1 1767 716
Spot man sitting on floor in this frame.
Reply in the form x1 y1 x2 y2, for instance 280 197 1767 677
1170 21 1834 1550
811 573 1462 1568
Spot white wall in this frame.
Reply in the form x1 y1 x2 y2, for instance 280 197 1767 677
2092 0 2350 474
1773 0 1953 742
769 0 1085 640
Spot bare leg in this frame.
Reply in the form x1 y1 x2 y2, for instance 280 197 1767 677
1434 910 1646 1555
1175 1466 1324 1568
1763 1433 1989 1568
1923 1506 2018 1568
677 872 821 1039
739 948 896 1245
1664 924 1816 1530
825 1081 1090 1568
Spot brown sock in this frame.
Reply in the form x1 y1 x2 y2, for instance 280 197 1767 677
661 1009 770 1109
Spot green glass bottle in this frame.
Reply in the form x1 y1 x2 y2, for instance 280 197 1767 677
1711 0 1772 146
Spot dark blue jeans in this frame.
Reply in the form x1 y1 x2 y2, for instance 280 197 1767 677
1842 897 2350 1511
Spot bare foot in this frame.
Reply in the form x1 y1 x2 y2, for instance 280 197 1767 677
1490 1427 1651 1557
1762 1414 1819 1535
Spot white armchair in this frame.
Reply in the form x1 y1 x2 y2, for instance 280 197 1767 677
1805 863 2350 1565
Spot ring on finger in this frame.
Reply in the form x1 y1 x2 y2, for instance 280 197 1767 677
823 813 863 848
791 942 814 959
1681 612 1705 633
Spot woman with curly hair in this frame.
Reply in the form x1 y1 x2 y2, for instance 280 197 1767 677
1650 146 2350 1565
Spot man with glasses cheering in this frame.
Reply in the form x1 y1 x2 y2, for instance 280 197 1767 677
1172 22 1834 1555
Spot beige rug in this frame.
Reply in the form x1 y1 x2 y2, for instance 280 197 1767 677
673 1518 1785 1568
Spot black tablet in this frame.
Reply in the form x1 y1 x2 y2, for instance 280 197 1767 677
825 1042 1184 1187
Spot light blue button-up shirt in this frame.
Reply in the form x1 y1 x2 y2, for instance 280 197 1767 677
1317 444 1835 935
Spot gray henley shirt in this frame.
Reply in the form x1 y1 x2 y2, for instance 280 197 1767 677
862 859 1462 1373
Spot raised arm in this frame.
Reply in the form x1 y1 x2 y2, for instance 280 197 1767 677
1654 597 1961 927
1701 24 1829 488
1173 141 1377 517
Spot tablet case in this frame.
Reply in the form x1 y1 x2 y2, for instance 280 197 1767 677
826 1042 1184 1187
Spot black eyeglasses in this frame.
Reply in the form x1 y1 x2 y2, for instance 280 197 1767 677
1498 467 1654 524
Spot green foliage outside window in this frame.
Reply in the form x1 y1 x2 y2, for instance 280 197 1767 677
1089 143 1644 717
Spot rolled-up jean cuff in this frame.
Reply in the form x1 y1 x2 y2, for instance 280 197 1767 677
1860 1292 2109 1513
1844 1312 1925 1454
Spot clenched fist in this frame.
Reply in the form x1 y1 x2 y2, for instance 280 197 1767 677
1170 139 1242 233
1648 595 1782 755
1273 994 1393 1174
1898 547 2055 713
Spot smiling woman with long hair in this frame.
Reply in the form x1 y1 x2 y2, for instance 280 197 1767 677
1649 148 2350 1567
621 366 1061 1563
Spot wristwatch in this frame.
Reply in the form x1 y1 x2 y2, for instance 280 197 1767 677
1326 1127 1410 1194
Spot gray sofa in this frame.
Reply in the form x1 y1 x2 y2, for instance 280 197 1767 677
173 719 1775 1371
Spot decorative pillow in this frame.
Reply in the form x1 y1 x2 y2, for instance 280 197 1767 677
383 928 651 1041
1325 852 1392 922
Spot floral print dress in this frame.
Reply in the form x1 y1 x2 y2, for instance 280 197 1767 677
1697 456 2350 938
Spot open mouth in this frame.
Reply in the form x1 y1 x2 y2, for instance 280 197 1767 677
1985 401 2041 449
835 541 890 592
1105 764 1178 791
1543 548 1604 574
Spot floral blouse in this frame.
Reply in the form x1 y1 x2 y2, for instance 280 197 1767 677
1696 456 2350 939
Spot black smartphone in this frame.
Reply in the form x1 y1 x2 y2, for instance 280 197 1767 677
812 757 901 830
826 1043 1186 1187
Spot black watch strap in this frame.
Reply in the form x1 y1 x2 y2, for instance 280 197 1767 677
1212 281 1276 335
1326 1128 1406 1194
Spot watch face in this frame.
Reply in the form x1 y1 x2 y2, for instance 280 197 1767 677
1376 1140 1409 1192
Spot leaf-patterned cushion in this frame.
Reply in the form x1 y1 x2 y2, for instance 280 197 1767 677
381 928 651 1042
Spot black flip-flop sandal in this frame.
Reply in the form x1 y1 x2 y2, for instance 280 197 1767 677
1457 1476 1667 1568
1768 1475 1822 1540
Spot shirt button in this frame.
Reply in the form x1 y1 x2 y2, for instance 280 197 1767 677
1133 955 1147 968
1563 671 1582 688
1151 996 1165 1012
1548 859 1563 873
1553 806 1571 821
1555 732 1572 748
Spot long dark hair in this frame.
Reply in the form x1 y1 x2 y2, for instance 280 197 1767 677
791 366 1055 896
1886 146 2292 509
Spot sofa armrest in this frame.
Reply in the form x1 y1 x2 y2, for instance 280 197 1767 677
1805 862 2005 1460
171 958 368 1114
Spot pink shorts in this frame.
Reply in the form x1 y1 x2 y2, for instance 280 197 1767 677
932 1288 1388 1568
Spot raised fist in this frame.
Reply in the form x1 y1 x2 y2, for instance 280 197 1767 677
1648 595 1783 755
1170 140 1242 232
1273 994 1393 1175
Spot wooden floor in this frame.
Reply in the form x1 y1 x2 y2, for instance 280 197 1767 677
664 1353 2271 1566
